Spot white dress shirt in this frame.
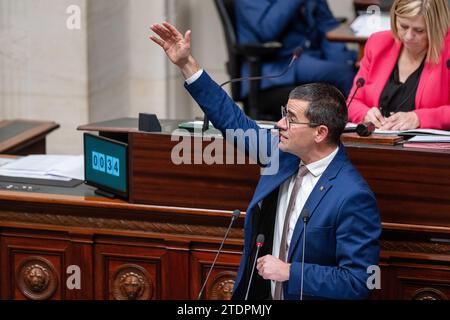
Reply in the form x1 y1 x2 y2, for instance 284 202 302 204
270 147 339 297
185 69 204 84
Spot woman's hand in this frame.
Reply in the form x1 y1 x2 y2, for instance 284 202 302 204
363 107 385 128
150 22 200 79
379 111 420 131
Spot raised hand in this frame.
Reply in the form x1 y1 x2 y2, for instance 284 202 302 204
150 22 200 79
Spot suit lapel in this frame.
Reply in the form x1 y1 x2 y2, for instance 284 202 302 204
247 152 299 211
287 145 348 261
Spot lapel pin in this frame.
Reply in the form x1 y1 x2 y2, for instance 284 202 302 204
320 186 325 192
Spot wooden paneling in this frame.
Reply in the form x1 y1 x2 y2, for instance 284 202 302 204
190 250 241 300
0 229 95 300
1 137 450 299
129 132 260 211
347 146 450 228
1 232 67 300
95 243 166 300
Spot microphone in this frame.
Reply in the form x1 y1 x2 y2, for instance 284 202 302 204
197 209 241 300
356 121 376 136
202 48 303 131
345 77 376 137
447 59 450 69
299 209 310 300
347 77 365 110
344 77 365 134
244 233 265 300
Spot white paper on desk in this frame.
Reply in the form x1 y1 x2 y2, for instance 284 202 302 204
407 136 450 143
373 129 400 135
351 13 390 37
0 170 71 181
0 155 84 181
375 128 450 136
47 155 84 180
0 157 16 167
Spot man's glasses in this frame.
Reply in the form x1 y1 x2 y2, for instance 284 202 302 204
281 105 320 130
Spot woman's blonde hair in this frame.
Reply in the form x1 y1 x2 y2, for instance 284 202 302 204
390 0 450 64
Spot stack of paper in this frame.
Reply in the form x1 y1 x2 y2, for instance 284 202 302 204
351 13 391 37
406 135 450 143
0 155 84 181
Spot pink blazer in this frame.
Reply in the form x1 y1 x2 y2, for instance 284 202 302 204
348 30 450 129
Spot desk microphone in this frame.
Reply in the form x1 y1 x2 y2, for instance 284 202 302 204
202 47 303 131
299 209 310 300
347 77 365 109
346 77 376 137
356 121 376 136
197 209 241 300
244 233 265 300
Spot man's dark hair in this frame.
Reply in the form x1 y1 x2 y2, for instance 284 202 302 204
288 83 347 145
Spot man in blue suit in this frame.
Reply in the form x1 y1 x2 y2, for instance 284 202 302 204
236 0 357 97
150 22 381 300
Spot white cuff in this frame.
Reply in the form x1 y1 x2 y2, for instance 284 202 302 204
185 69 204 85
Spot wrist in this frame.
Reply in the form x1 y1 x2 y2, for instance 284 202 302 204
285 263 291 281
179 55 200 79
412 111 420 128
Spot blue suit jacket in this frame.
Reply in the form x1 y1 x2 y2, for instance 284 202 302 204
235 0 356 97
186 72 381 300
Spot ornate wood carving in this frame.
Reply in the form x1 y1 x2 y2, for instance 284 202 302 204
380 239 450 255
209 271 237 300
0 211 243 240
412 288 448 300
16 256 58 300
112 264 153 300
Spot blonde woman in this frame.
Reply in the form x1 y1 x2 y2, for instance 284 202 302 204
348 0 450 130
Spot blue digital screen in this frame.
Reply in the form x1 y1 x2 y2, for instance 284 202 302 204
83 133 128 197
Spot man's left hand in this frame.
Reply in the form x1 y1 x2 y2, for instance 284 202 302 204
379 111 420 131
256 255 290 282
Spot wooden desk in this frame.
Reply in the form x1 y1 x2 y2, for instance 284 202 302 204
0 120 59 155
1 130 450 300
326 23 368 60
326 23 368 44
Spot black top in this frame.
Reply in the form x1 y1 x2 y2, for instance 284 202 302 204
379 58 425 117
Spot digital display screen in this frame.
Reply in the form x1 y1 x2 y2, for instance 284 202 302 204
83 133 128 197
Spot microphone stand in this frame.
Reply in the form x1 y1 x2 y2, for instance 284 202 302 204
202 48 303 132
244 234 265 300
344 77 376 136
300 209 310 300
197 210 241 300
